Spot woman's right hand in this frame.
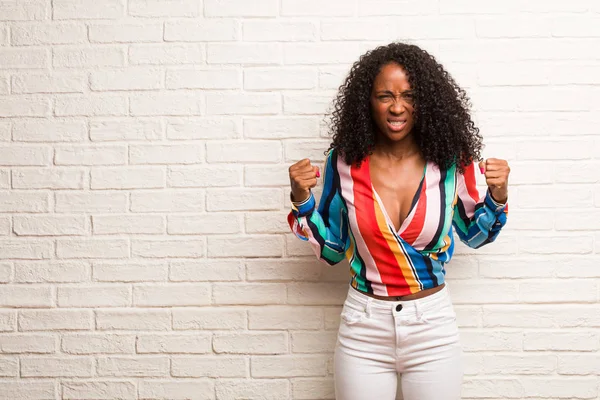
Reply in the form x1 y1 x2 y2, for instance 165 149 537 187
288 158 320 203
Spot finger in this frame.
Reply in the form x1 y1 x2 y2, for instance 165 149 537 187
484 170 506 179
314 166 320 178
296 178 318 189
290 158 312 171
478 160 486 174
485 178 507 187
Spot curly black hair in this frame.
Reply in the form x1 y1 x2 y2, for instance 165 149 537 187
327 42 483 172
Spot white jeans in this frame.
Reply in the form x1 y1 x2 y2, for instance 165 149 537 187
334 285 463 400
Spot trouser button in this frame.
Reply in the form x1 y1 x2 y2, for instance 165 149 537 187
395 304 402 312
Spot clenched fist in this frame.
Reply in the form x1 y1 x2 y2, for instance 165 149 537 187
479 158 510 204
289 158 320 203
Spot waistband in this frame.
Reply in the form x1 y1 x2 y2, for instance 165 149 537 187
345 284 451 316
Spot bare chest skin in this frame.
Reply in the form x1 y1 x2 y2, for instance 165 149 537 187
369 154 426 232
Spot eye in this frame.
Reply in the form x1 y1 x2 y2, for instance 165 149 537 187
378 95 392 101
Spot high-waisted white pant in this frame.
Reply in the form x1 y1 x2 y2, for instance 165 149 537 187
334 285 463 400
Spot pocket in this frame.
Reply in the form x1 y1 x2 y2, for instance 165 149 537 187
339 303 366 326
422 302 457 325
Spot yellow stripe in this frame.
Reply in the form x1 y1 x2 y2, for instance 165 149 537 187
372 195 419 294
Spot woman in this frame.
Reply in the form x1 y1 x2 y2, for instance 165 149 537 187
287 42 509 400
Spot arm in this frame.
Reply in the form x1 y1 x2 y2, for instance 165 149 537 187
452 161 509 249
287 150 349 265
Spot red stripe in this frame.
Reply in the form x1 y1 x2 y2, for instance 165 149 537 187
463 163 480 202
351 160 408 293
399 175 427 245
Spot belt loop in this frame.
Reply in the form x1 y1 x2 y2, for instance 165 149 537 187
415 300 423 321
365 297 372 318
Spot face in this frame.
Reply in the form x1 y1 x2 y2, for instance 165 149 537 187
370 62 415 143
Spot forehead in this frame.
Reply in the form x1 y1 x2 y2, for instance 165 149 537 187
372 62 411 91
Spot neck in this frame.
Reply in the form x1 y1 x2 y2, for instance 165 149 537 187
373 134 420 161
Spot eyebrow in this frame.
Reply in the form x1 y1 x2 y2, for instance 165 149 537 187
375 90 413 95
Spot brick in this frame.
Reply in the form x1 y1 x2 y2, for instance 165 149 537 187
207 141 281 163
518 186 592 208
460 330 523 352
0 240 52 260
62 334 134 355
284 43 362 64
129 44 203 65
56 239 129 259
55 145 127 165
134 284 210 307
165 19 238 41
244 117 319 139
14 261 89 283
0 334 55 354
0 96 50 117
130 93 203 116
478 62 550 86
0 146 50 166
173 308 246 330
167 118 238 141
206 93 280 115
91 68 163 91
168 166 242 188
251 355 328 378
216 380 289 400
53 0 124 19
58 285 130 307
12 169 85 190
518 235 593 254
93 261 167 282
13 119 86 142
0 48 48 69
321 20 396 41
96 310 170 331
358 0 437 15
137 333 211 354
213 332 287 354
516 139 593 160
207 189 282 211
213 283 286 305
0 262 10 283
522 377 597 398
284 93 332 115
207 43 281 65
476 16 551 38
245 68 316 90
281 0 352 16
284 140 330 163
243 21 316 41
130 144 203 164
170 260 243 282
93 215 165 235
0 192 49 212
53 47 125 68
128 0 200 17
205 0 277 16
130 191 204 213
11 22 86 46
13 215 88 236
132 239 205 258
139 380 214 400
168 214 242 235
21 357 92 378
166 68 241 90
89 22 163 43
91 168 165 190
12 72 86 93
556 210 600 231
55 94 128 116
208 235 284 257
483 305 600 328
172 356 247 378
90 118 163 142
0 311 16 332
558 354 600 375
0 285 52 307
97 356 169 377
291 332 337 353
525 332 597 352
483 354 557 375
0 170 7 189
319 67 349 89
462 378 524 398
520 280 597 303
246 259 324 281
245 211 290 234
287 283 348 305
62 381 136 400
0 0 48 21
292 378 335 400
19 309 93 331
0 121 9 142
55 192 127 213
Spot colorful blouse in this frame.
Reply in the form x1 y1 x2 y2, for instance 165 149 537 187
288 149 508 297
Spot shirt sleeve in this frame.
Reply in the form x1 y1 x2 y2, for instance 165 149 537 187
287 150 349 265
451 162 508 249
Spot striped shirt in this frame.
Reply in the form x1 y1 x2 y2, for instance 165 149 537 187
288 149 508 297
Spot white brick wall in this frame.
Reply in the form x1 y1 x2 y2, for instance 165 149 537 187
0 1 598 399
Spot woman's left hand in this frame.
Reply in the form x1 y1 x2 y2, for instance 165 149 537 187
479 158 510 204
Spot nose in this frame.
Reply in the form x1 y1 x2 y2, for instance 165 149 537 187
390 99 405 114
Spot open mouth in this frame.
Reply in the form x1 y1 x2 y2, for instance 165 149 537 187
387 119 406 132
